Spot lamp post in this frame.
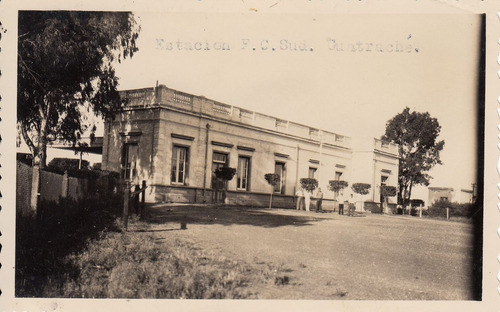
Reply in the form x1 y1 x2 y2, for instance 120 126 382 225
202 123 211 203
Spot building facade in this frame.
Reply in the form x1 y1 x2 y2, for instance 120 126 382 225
102 84 399 209
428 187 474 205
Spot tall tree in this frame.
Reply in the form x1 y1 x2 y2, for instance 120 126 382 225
382 107 445 208
18 11 140 168
18 11 140 213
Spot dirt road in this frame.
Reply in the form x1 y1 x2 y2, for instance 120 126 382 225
142 204 477 300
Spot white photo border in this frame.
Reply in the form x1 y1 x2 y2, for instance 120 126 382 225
0 1 498 311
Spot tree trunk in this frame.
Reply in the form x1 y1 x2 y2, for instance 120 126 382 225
29 100 52 216
223 180 229 204
398 181 404 206
38 121 49 169
408 181 414 206
269 189 273 209
401 181 410 209
37 99 52 168
30 164 40 215
20 123 37 161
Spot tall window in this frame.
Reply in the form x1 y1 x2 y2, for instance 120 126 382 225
333 171 343 197
211 152 228 189
237 156 250 190
274 162 286 194
122 143 138 180
380 176 388 202
308 167 317 179
171 145 189 184
335 171 343 181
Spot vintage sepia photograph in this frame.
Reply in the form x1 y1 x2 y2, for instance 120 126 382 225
2 1 496 310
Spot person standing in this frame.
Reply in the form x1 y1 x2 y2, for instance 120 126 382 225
295 187 304 210
316 188 323 213
304 189 311 212
342 200 350 215
338 192 344 215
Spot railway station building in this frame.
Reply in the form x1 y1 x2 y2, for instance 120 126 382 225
101 84 399 210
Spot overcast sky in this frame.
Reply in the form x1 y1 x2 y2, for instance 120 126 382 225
106 12 481 196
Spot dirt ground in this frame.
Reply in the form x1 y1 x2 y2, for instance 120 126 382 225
139 204 478 300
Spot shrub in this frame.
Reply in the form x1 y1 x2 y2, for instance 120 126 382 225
264 173 281 186
351 183 371 195
48 158 90 172
17 153 33 166
214 167 236 182
300 178 318 192
380 185 397 197
328 180 348 193
45 158 113 180
364 200 381 213
427 200 475 218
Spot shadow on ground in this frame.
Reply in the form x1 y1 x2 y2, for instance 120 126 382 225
143 204 330 228
16 199 123 297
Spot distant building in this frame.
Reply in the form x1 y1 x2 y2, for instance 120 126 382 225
428 187 474 205
16 136 103 167
101 84 399 209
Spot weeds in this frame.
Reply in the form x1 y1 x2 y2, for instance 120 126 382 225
16 197 122 297
17 199 290 299
61 231 280 299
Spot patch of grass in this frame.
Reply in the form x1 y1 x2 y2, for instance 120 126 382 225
15 197 122 297
17 202 292 299
60 223 287 299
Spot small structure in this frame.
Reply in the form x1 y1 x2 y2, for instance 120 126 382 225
428 187 474 205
